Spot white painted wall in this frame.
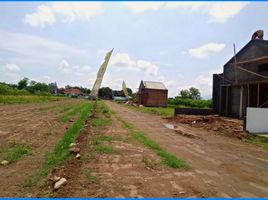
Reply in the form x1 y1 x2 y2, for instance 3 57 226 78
246 107 268 134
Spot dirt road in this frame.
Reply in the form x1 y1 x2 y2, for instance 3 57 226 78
105 101 268 197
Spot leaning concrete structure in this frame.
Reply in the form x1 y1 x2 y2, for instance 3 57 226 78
213 39 268 119
138 81 168 107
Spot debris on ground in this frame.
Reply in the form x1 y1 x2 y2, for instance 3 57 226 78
75 153 81 159
69 147 80 154
1 160 9 166
170 115 246 139
165 123 200 139
49 175 61 183
69 143 78 148
54 178 67 190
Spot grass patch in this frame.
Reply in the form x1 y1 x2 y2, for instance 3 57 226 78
1 142 31 163
24 101 94 187
142 156 161 170
245 134 268 150
84 169 100 184
0 95 66 105
114 114 190 170
59 102 86 123
91 118 111 127
125 105 174 117
132 130 189 169
93 144 115 154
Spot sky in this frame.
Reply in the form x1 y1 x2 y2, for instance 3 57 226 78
0 1 268 98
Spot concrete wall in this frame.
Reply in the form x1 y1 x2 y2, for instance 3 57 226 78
246 107 268 133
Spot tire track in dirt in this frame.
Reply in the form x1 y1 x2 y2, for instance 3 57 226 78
105 101 268 197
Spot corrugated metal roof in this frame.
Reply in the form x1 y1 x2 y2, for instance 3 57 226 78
143 81 167 90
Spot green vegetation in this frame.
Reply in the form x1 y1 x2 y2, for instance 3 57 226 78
142 156 161 170
245 134 268 150
24 101 93 187
91 118 111 127
93 144 115 154
1 142 31 164
59 102 86 123
84 169 100 184
127 105 174 117
0 95 65 105
168 97 212 109
115 115 190 169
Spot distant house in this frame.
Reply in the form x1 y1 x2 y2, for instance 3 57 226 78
64 88 83 97
213 39 268 119
138 80 168 107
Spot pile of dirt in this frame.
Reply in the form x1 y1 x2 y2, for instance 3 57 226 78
170 115 246 139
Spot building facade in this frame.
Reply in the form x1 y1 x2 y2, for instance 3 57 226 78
138 81 168 107
213 39 268 119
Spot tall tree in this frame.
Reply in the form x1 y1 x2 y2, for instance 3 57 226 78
189 87 201 100
18 77 29 90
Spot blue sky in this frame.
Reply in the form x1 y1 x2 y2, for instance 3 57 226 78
0 2 267 98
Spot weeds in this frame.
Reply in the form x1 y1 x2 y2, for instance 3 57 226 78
2 142 31 164
94 144 115 154
84 169 100 184
142 156 161 170
245 134 268 150
24 101 94 187
114 115 190 170
59 103 86 123
0 95 65 105
91 118 111 127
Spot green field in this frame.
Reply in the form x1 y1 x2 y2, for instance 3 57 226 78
0 95 66 105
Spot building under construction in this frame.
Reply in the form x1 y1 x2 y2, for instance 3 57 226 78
213 39 268 119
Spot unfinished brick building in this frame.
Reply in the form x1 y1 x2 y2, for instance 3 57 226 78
213 39 268 119
138 81 168 107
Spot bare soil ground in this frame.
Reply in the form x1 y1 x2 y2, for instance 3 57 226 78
169 114 246 139
39 113 205 197
105 101 268 197
0 100 80 197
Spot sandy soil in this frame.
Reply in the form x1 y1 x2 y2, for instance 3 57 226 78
43 114 205 197
0 100 79 197
104 101 268 197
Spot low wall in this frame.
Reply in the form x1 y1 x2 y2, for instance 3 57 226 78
174 108 214 115
246 107 268 134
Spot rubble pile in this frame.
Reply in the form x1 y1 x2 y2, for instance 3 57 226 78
172 115 246 139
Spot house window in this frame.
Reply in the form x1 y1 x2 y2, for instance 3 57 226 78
258 63 268 72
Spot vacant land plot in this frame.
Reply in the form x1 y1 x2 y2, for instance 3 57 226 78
0 99 92 197
105 101 268 197
2 100 268 197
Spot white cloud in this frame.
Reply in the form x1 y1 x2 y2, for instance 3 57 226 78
188 43 226 59
207 3 249 23
137 60 158 76
51 2 102 23
1 63 21 82
58 60 70 73
4 63 20 72
24 2 103 27
125 2 248 23
124 2 164 13
111 53 158 76
24 5 55 28
166 2 248 22
0 29 87 64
